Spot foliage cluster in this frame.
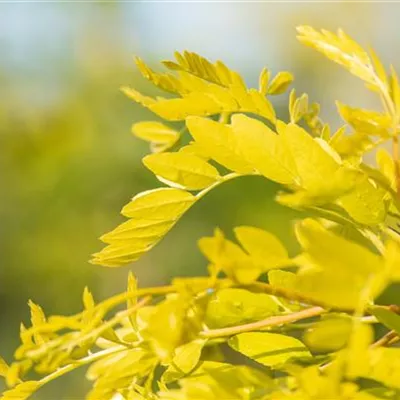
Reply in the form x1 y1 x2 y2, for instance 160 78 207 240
3 26 400 400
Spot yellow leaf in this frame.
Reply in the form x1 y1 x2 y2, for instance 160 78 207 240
172 339 206 374
135 56 183 94
337 176 388 225
297 26 374 85
234 226 290 270
289 93 309 124
198 229 261 284
127 272 138 329
0 357 9 377
267 71 294 95
281 123 359 198
92 189 195 267
132 121 180 153
121 188 195 220
258 67 270 95
337 102 391 136
231 114 298 184
178 142 210 160
0 381 41 400
28 300 47 345
248 89 276 122
82 287 95 310
186 116 254 174
294 219 385 309
149 92 222 121
390 65 400 116
143 152 221 190
121 86 156 107
303 317 352 351
377 148 396 190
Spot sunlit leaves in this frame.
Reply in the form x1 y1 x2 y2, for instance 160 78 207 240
233 225 290 270
267 71 294 95
205 288 279 328
186 116 254 174
279 122 361 203
199 228 260 284
258 67 270 95
199 226 291 284
93 188 195 266
229 332 311 367
161 361 274 400
146 296 187 361
231 114 298 185
297 26 376 85
370 306 400 336
143 152 221 190
336 175 388 225
360 348 400 390
337 102 392 137
303 317 352 351
6 29 400 400
294 219 385 309
172 339 206 374
132 121 180 153
0 381 41 400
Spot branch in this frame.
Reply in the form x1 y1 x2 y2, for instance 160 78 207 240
200 306 325 338
370 330 399 349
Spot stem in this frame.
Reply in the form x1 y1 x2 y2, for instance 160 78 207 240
39 345 126 386
25 297 151 361
247 282 354 313
200 306 325 338
370 330 398 349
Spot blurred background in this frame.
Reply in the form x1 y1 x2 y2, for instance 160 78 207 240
1 1 400 398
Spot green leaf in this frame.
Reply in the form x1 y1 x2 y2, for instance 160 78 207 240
205 288 279 328
229 332 311 367
172 339 206 374
234 225 290 270
370 306 400 335
231 114 298 185
186 116 254 174
267 71 294 95
303 317 352 351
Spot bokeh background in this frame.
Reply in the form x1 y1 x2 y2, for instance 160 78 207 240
1 1 400 398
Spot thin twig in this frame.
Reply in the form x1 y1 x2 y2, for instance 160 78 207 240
370 330 399 349
200 306 325 338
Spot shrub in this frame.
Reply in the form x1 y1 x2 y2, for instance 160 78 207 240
2 26 400 400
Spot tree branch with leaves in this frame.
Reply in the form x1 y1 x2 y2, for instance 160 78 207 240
2 26 400 400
